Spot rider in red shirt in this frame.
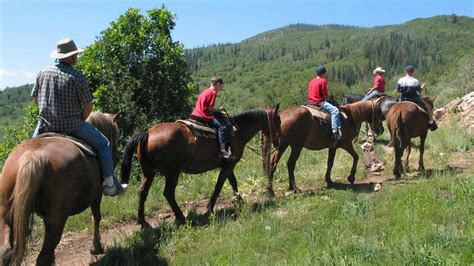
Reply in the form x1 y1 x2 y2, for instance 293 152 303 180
363 67 386 101
307 66 341 140
191 75 232 159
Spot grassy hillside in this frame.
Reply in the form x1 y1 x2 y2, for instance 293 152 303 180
186 15 474 111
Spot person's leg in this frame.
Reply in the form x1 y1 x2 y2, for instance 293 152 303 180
362 90 379 101
210 118 231 158
320 102 341 139
70 122 124 195
32 121 42 138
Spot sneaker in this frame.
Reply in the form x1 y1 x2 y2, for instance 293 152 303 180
218 150 232 159
103 178 126 197
428 121 438 131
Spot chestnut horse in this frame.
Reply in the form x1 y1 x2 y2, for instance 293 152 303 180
264 99 384 196
386 97 436 178
1 112 119 266
120 107 281 228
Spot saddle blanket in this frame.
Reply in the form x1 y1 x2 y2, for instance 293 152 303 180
176 119 217 139
301 105 348 123
176 119 237 139
36 132 97 157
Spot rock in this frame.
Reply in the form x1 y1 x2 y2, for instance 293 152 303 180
373 183 382 192
361 142 373 151
370 163 384 172
433 107 445 120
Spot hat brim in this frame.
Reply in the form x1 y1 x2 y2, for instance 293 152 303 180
50 48 84 59
373 69 385 74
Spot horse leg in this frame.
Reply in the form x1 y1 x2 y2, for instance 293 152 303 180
90 198 104 255
266 143 288 197
207 167 233 215
287 145 303 193
418 135 427 171
403 142 412 172
36 216 67 266
1 222 13 265
325 148 337 186
227 171 242 202
342 144 359 184
163 171 186 225
137 168 156 229
393 145 404 179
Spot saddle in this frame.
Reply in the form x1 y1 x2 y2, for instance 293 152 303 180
301 105 348 124
176 118 217 139
36 132 97 157
398 101 428 115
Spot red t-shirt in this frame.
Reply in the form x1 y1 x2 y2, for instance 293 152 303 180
371 74 385 93
307 77 327 104
191 87 217 121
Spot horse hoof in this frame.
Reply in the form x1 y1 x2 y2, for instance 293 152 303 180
139 221 152 230
266 189 276 198
347 176 355 184
90 246 104 255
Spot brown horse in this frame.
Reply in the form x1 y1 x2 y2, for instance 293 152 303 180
264 99 384 196
120 107 281 228
386 97 436 178
0 112 119 266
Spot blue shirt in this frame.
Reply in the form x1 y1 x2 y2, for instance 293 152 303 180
396 76 421 99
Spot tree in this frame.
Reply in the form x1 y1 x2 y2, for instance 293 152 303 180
77 6 193 139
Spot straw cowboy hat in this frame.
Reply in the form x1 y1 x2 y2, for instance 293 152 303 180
373 67 385 74
50 38 84 59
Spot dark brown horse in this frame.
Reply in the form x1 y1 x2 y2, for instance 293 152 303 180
386 97 436 178
0 112 119 266
120 107 281 228
264 99 384 196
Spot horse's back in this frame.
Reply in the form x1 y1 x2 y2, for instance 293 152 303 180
279 106 331 149
145 122 222 173
387 102 429 138
1 137 102 218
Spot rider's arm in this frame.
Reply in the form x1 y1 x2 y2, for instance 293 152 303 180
82 102 93 120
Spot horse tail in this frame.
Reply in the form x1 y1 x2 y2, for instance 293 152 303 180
11 150 48 266
121 131 149 184
393 110 404 149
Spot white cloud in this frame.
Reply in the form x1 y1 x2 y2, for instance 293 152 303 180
0 68 36 90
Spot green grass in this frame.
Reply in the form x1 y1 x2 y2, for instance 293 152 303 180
26 118 473 265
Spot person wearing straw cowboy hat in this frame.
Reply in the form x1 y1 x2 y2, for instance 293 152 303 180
31 38 126 196
363 66 386 101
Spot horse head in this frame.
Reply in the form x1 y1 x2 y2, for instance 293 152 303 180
86 112 120 167
369 98 385 135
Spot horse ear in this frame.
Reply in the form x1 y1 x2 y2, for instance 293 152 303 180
112 111 121 123
429 96 437 102
274 103 280 113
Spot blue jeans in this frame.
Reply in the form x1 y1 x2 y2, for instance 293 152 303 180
70 122 114 178
363 89 381 101
209 117 231 145
319 101 341 131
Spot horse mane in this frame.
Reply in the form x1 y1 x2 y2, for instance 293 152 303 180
232 108 267 127
342 101 374 123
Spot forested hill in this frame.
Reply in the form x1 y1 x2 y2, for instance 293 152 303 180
185 15 474 111
0 84 33 139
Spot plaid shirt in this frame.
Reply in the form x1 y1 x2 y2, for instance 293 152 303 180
31 63 93 133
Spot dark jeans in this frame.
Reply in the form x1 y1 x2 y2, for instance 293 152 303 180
209 117 231 145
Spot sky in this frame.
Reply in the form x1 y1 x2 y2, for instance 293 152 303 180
0 0 473 90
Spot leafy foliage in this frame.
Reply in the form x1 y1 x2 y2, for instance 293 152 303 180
77 7 194 139
0 105 37 165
